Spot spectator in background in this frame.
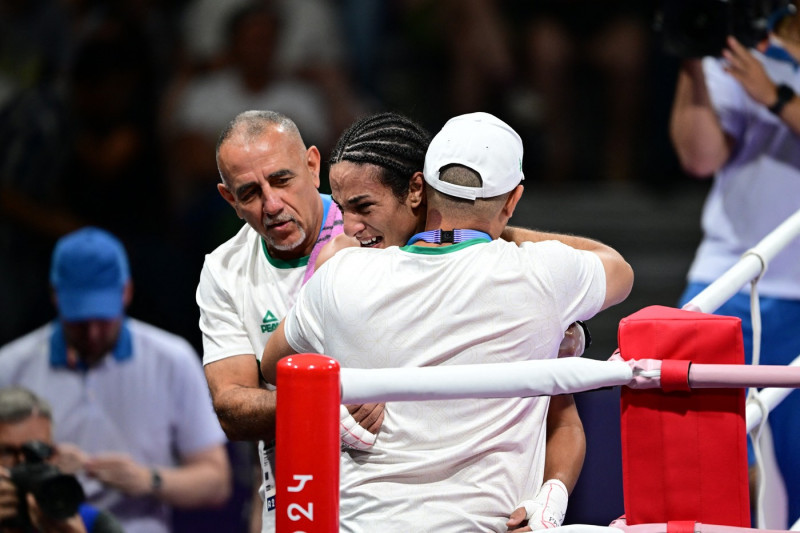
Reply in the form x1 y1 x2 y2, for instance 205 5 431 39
359 0 515 132
438 0 516 116
62 13 169 238
0 0 80 346
164 2 339 265
168 2 335 174
178 0 364 131
669 6 800 527
516 1 651 184
0 227 232 533
362 1 651 185
0 386 124 533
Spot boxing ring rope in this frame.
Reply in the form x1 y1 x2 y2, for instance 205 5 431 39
745 356 800 433
680 209 800 316
275 209 800 532
339 358 800 403
276 354 800 533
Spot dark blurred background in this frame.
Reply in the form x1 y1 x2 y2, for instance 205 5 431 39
0 0 714 529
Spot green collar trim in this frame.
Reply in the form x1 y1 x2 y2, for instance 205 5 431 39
400 238 489 255
261 238 310 268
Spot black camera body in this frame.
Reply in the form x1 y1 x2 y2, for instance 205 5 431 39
1 441 86 531
657 0 785 57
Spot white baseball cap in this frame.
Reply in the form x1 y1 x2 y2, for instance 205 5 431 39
423 112 524 200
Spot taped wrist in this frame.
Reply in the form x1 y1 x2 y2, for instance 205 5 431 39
340 405 377 450
517 478 569 529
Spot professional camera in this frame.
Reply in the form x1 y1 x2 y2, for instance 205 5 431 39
656 0 790 57
1 441 85 531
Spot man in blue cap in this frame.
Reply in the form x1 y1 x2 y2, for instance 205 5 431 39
0 227 232 533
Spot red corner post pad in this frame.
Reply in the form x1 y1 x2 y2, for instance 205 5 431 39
617 305 750 527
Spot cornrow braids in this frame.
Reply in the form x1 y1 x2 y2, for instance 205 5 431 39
329 112 431 200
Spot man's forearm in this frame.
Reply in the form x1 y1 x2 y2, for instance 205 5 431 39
502 226 606 253
669 59 730 176
205 356 277 442
156 446 232 507
214 387 277 442
544 395 585 493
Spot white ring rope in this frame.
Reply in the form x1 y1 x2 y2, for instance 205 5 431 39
682 209 800 315
340 358 633 404
339 356 800 404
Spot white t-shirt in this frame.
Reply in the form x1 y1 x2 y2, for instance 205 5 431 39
284 238 606 532
197 223 307 532
0 319 226 533
197 222 309 367
688 52 800 299
196 196 340 532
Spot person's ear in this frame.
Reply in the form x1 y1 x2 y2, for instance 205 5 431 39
217 182 235 206
408 172 425 208
307 146 321 189
217 183 242 218
502 185 524 220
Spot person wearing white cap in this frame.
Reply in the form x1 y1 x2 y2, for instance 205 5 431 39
0 227 232 533
261 112 634 532
319 110 588 528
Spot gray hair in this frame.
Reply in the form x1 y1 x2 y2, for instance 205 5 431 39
0 387 53 424
215 110 303 185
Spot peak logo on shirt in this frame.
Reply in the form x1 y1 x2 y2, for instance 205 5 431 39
261 311 279 333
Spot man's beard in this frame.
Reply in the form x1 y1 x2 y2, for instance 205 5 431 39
263 215 307 252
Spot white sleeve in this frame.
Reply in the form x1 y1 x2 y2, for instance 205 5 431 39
522 241 606 329
283 262 330 355
196 257 255 365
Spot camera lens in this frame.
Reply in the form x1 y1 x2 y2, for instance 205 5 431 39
33 473 86 520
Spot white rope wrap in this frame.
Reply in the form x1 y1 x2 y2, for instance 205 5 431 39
339 405 376 450
340 358 633 404
518 479 569 529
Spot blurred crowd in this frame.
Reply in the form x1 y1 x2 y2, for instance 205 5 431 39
0 1 699 530
0 0 677 363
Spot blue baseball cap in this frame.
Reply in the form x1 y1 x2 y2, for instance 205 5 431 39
50 227 130 321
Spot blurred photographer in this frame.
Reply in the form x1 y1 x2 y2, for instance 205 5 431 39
669 1 800 528
0 386 122 533
0 227 231 533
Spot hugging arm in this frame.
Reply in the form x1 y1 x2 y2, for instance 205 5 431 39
507 395 585 531
502 226 633 310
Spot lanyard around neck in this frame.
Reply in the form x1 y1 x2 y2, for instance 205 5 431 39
406 229 492 245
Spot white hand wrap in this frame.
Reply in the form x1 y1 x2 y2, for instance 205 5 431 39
518 478 569 529
339 405 377 450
